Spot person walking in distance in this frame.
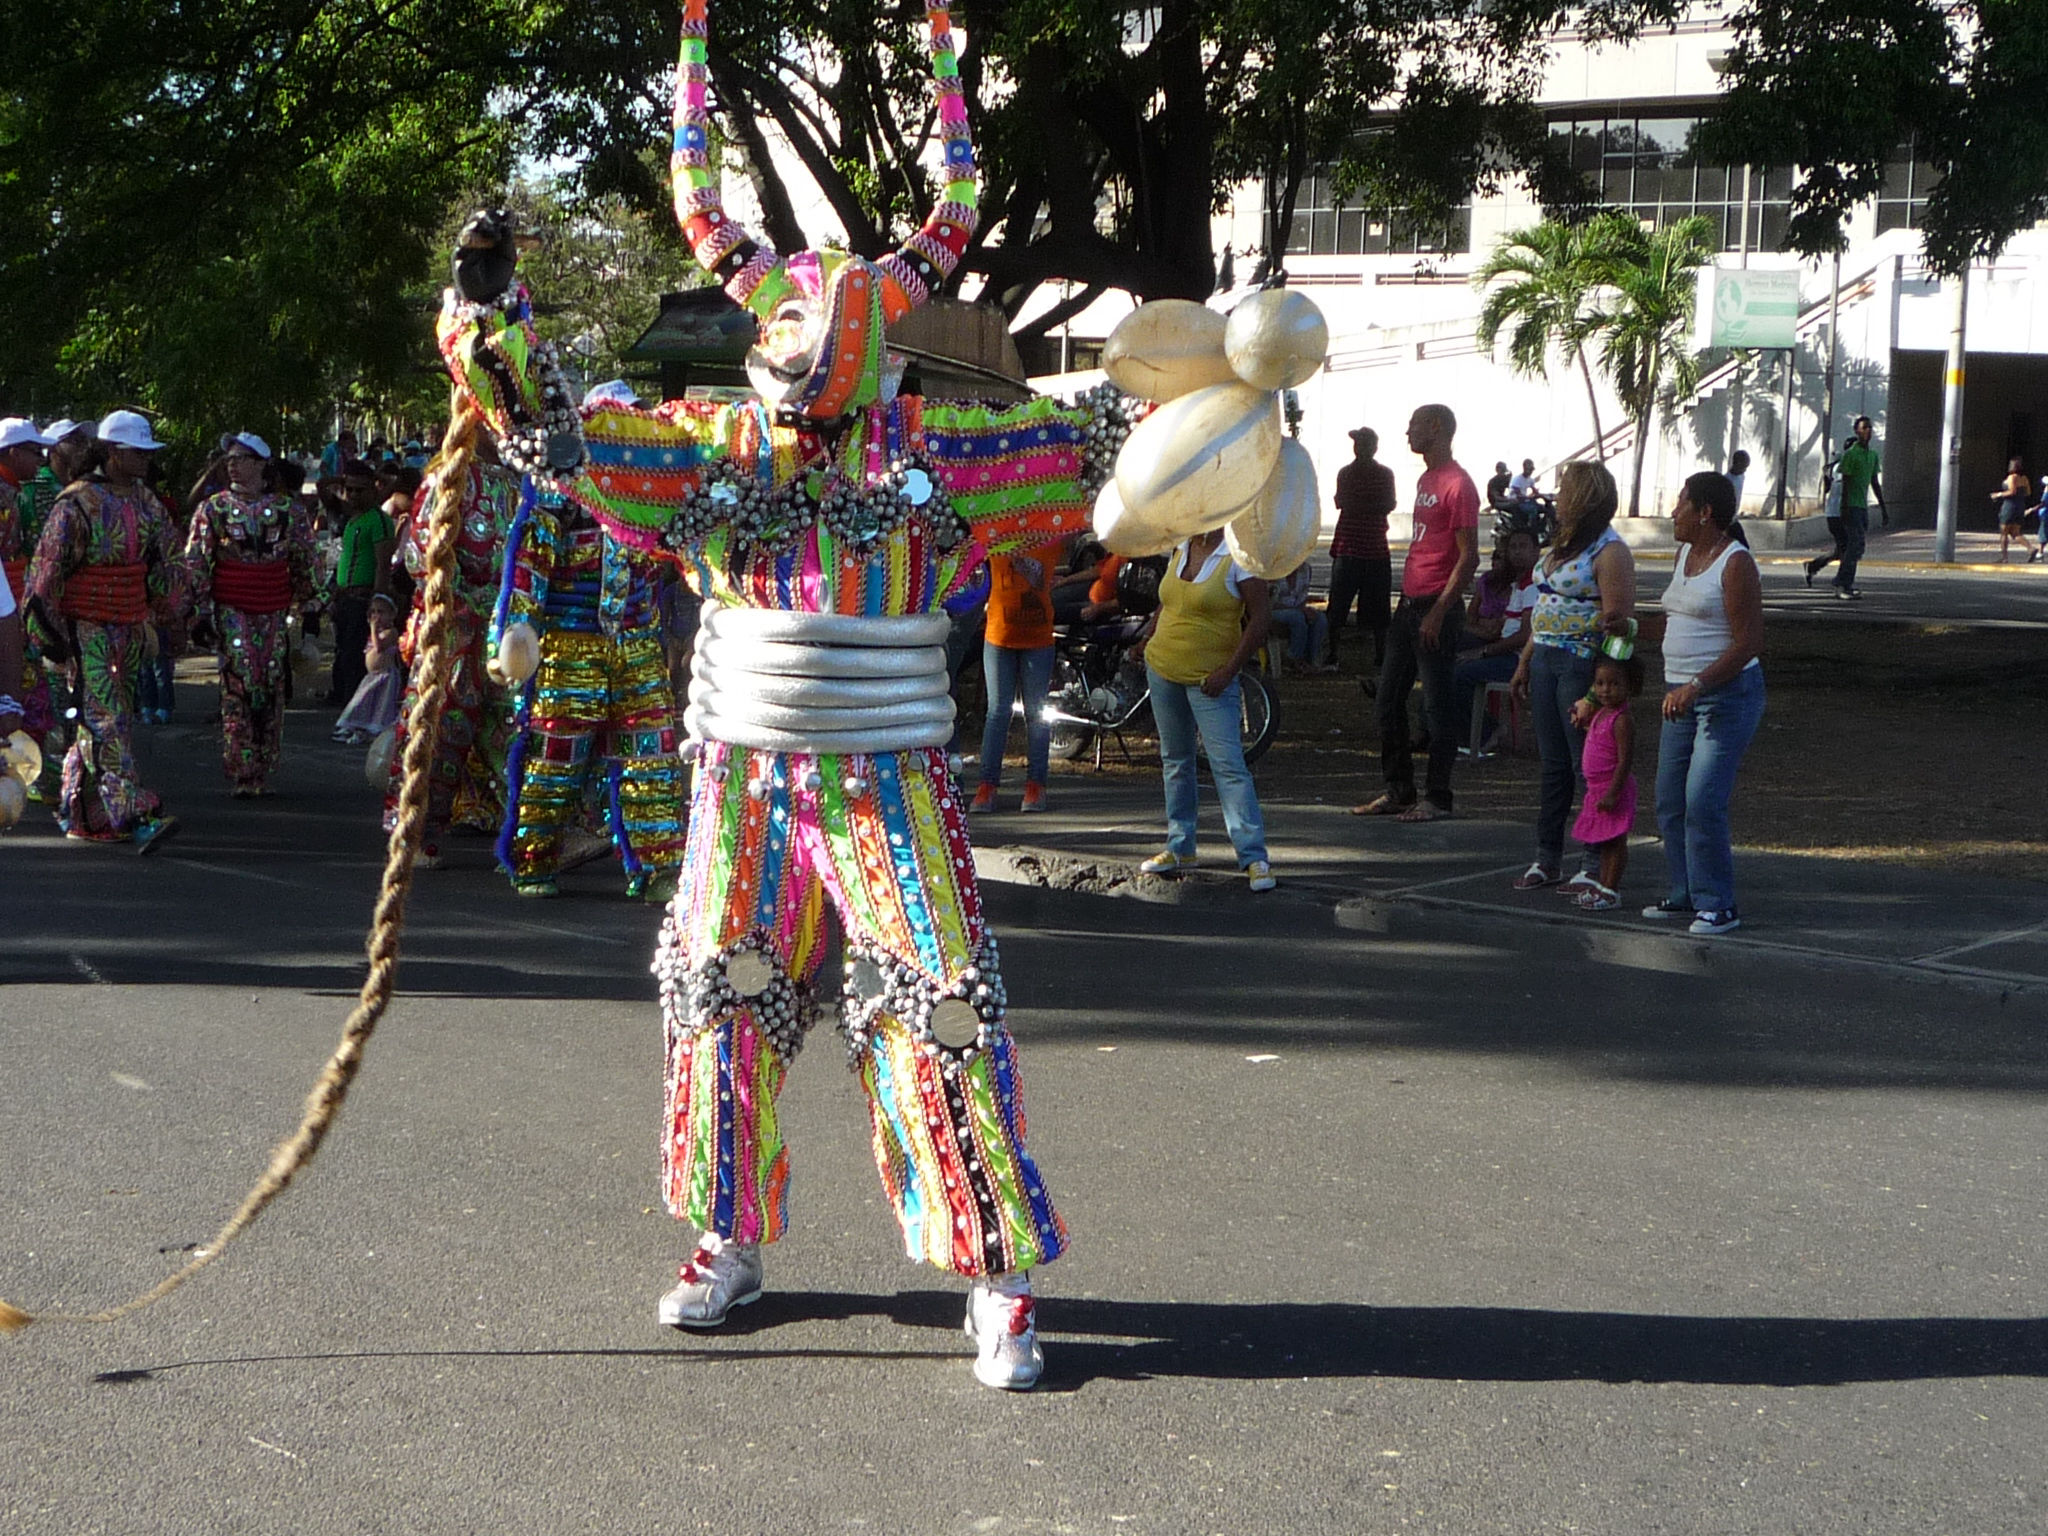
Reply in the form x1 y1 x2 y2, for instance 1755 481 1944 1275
1351 404 1479 822
1828 416 1884 600
1991 457 2032 563
1323 426 1397 679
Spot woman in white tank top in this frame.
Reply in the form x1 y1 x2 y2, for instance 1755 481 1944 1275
1648 471 1765 935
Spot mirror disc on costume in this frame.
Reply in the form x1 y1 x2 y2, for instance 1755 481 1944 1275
931 999 981 1050
725 950 777 997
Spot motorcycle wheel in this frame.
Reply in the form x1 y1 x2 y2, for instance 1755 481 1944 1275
1046 655 1092 762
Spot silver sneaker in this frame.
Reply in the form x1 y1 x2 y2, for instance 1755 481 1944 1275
657 1236 764 1329
965 1276 1045 1390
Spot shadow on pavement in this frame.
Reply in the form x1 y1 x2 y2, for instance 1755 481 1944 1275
89 1289 2048 1389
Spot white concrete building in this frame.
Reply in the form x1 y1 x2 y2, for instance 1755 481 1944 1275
1018 9 2048 544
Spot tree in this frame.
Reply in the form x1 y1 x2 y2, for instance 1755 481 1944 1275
1581 215 1718 518
0 2 526 454
1705 0 2048 273
1471 218 1618 464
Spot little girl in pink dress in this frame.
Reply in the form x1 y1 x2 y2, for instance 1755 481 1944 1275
1571 653 1641 910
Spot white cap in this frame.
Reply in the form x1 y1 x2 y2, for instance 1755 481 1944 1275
96 410 165 451
42 418 85 442
0 418 53 451
582 378 642 409
230 431 272 459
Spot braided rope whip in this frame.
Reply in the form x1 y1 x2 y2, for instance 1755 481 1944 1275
0 397 482 1336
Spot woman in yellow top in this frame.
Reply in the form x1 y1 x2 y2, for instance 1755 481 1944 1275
1133 526 1276 891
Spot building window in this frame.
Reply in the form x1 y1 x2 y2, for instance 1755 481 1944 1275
1876 138 1940 234
1282 167 1471 257
1547 111 1794 253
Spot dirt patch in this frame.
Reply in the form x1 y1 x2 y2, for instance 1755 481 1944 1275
1046 619 2048 883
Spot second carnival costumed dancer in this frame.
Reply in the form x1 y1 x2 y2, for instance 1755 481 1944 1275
381 452 521 869
23 412 184 851
183 434 316 797
438 0 1137 1388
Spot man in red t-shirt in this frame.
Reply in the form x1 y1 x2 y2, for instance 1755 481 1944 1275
1352 403 1478 821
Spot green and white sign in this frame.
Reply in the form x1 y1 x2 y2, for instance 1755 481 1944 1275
1695 267 1801 349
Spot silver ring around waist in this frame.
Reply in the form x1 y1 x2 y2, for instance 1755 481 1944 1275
688 603 956 755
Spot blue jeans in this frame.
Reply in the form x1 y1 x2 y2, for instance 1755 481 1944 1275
1147 664 1268 867
1835 505 1868 591
1269 606 1327 666
138 648 176 717
1656 665 1766 912
1528 643 1596 868
979 641 1054 786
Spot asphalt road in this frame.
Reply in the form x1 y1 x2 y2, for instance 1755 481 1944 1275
3 676 2045 1535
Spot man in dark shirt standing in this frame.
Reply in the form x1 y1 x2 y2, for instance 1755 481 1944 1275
1325 426 1399 677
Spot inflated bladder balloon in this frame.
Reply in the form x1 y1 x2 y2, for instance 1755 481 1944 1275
0 775 24 828
495 620 541 685
364 726 398 791
1092 479 1181 558
3 729 42 789
1225 438 1321 578
1224 290 1330 391
1101 300 1237 403
1112 381 1281 544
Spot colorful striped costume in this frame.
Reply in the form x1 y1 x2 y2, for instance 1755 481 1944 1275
24 481 182 837
0 476 56 746
492 491 687 896
184 490 315 792
434 0 1135 1282
383 465 519 846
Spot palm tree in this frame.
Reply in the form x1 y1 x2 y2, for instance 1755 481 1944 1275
1471 219 1612 462
1580 214 1718 517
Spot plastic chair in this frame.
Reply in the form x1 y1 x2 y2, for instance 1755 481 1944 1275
1466 681 1529 759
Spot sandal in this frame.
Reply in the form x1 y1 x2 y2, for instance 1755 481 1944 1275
1350 793 1415 816
1511 862 1561 890
1558 870 1601 897
1395 800 1450 823
1576 882 1620 912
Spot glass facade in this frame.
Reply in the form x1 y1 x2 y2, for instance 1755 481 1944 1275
1282 168 1472 257
1875 138 1938 234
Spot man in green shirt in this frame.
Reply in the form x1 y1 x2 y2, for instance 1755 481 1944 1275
325 464 394 705
1830 415 1884 601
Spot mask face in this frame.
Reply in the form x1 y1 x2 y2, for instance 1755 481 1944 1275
745 295 824 408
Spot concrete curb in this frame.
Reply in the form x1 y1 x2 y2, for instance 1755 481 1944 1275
975 841 2048 998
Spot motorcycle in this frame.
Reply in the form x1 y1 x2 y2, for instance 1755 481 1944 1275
1041 614 1278 769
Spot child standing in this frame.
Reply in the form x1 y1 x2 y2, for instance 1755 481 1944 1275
1570 653 1641 910
333 595 403 746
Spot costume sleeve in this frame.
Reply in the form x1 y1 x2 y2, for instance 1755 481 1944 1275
493 493 558 647
182 494 219 617
287 500 317 608
920 395 1117 557
144 492 186 623
24 490 83 623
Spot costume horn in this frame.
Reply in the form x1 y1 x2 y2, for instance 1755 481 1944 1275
671 0 977 325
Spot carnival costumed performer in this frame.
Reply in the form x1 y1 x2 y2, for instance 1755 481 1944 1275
381 452 520 868
14 420 91 804
23 411 184 851
489 470 687 901
184 433 316 797
435 0 1134 1390
0 418 58 779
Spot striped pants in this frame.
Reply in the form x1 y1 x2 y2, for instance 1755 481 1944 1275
500 630 686 886
655 742 1066 1277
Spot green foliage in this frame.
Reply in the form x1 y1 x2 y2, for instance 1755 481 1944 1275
1706 0 2048 272
0 2 522 454
1472 218 1612 459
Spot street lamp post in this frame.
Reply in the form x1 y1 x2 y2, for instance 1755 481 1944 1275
1933 270 1968 565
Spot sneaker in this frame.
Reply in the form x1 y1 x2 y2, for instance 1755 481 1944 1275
1689 908 1741 936
965 1275 1044 1391
1019 782 1047 813
1139 849 1190 876
1245 859 1277 893
511 877 559 899
657 1236 764 1329
969 783 999 814
1641 898 1692 919
133 816 180 856
1804 562 1818 588
416 843 444 871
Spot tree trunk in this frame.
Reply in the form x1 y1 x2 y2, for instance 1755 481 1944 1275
1628 401 1651 517
1575 346 1605 462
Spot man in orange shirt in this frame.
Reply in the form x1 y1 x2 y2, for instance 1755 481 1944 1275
972 547 1059 813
